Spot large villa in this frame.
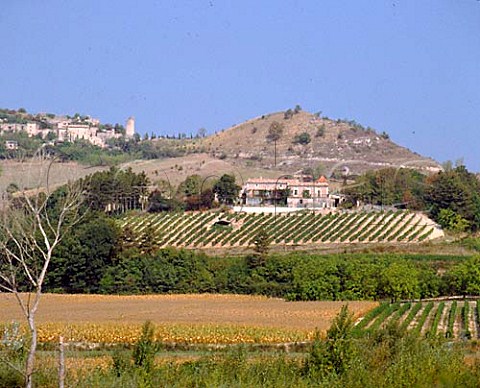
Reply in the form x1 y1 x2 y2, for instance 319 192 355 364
241 175 342 209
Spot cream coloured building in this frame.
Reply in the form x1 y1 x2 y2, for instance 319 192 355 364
242 175 334 209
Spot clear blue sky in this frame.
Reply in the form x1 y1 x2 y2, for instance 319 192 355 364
1 1 479 171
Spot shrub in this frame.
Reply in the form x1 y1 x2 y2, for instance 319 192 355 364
292 132 311 145
315 125 325 137
303 305 354 377
284 109 294 119
133 321 158 374
112 348 131 377
266 122 284 142
0 322 25 361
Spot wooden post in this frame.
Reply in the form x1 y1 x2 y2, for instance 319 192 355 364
58 336 65 388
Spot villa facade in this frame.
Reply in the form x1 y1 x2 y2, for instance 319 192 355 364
242 175 339 209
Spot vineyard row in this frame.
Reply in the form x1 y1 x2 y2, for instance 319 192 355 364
355 300 480 340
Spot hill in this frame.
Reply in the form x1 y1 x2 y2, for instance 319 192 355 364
0 107 442 192
198 110 440 176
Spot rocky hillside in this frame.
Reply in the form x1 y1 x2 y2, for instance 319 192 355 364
200 110 440 176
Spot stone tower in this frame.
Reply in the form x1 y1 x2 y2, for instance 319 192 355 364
125 116 135 138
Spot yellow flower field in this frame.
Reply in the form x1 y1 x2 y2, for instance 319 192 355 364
0 293 377 345
33 322 313 345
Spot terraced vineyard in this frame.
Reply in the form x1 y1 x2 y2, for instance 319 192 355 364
118 210 442 249
354 299 480 340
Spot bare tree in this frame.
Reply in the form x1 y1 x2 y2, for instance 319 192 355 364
266 121 284 167
0 157 83 388
266 121 284 142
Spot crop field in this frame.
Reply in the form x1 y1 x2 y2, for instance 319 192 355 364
355 299 480 340
119 209 442 249
0 294 376 345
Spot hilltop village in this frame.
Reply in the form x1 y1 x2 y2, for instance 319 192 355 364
0 109 136 149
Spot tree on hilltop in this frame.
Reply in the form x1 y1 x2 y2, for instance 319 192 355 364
266 121 284 166
266 121 284 142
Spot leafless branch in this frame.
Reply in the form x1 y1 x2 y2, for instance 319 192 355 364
0 155 84 388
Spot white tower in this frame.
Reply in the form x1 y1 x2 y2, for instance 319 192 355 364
126 116 135 138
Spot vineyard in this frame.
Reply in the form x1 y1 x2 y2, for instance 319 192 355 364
118 210 442 249
355 299 480 340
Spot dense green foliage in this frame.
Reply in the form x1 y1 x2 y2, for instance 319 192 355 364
46 212 120 293
174 174 216 210
425 166 480 231
343 167 426 209
145 173 240 212
81 167 149 213
344 166 480 232
213 174 241 205
50 136 205 166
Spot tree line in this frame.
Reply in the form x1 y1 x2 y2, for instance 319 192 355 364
343 165 480 232
80 167 241 213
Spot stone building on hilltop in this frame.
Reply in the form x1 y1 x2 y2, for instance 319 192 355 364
0 114 135 148
126 117 135 138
